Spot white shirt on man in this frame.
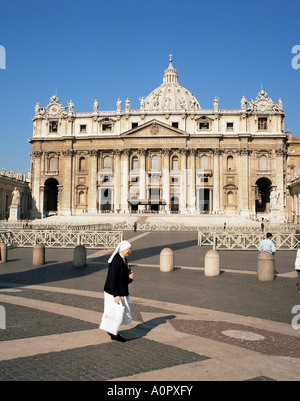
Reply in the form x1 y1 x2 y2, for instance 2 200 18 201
259 238 275 254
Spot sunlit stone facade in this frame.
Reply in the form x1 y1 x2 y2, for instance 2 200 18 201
29 57 288 222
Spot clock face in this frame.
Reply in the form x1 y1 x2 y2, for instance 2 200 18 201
49 105 58 114
258 101 268 111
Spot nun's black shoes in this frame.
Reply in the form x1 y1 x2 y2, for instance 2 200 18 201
107 332 127 342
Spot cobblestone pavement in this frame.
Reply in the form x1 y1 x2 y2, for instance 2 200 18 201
0 230 299 384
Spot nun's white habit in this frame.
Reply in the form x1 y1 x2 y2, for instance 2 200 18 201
99 241 132 336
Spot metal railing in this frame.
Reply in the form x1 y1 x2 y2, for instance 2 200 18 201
0 229 123 249
198 232 299 251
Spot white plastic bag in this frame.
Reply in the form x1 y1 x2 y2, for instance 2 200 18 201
121 296 132 325
295 249 300 270
100 302 125 335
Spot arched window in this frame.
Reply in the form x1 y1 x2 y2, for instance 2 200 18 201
79 157 86 171
227 191 234 205
172 156 178 170
49 157 57 172
259 155 267 170
103 156 111 169
78 190 85 205
151 155 159 170
227 155 234 170
200 155 208 170
131 156 138 170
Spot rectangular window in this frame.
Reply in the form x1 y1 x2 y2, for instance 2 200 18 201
172 122 179 128
199 122 209 130
226 122 234 131
49 157 57 172
102 123 112 131
80 124 87 133
132 158 138 170
49 121 58 133
258 118 268 130
131 122 138 129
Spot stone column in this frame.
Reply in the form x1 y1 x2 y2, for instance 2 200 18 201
88 150 98 214
219 150 224 213
189 149 196 213
67 116 74 136
274 149 286 222
57 185 63 215
39 185 45 218
121 149 129 213
61 149 74 216
179 149 187 214
31 150 43 218
138 148 146 212
209 189 213 213
92 116 98 135
162 149 170 213
239 112 247 133
113 150 121 212
238 148 250 217
212 149 220 212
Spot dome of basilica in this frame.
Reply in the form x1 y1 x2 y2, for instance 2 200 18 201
141 56 201 112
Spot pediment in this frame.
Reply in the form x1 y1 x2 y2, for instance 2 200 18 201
121 119 188 138
223 183 238 189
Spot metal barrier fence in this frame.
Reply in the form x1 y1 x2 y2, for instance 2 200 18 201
0 230 123 249
198 232 299 251
0 221 298 233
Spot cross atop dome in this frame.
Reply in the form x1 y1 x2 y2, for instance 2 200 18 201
163 54 178 84
144 56 201 111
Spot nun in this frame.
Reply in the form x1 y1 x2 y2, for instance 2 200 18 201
100 240 133 342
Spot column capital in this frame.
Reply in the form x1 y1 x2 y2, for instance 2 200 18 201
62 149 74 157
33 150 43 158
113 149 121 156
137 148 147 155
88 149 98 157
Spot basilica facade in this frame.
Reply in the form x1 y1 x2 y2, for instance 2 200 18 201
29 57 288 221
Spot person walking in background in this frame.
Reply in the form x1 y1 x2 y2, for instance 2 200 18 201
294 247 300 293
259 232 275 255
100 240 133 342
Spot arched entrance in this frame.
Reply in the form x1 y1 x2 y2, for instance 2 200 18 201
44 178 59 215
198 189 210 212
170 196 179 213
130 196 138 213
100 188 112 212
255 177 272 213
149 188 160 212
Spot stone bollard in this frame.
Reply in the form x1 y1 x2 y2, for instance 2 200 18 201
160 248 174 272
33 244 45 266
73 245 86 267
0 242 7 263
204 249 220 277
257 252 275 281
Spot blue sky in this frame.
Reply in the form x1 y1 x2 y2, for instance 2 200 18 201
0 0 300 175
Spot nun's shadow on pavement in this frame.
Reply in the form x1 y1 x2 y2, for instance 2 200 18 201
122 315 176 341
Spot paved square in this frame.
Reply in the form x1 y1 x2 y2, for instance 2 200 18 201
0 230 299 382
